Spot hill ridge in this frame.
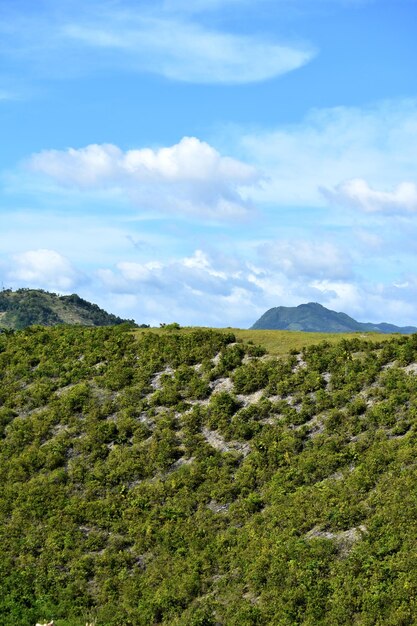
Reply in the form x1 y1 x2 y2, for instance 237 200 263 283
0 288 137 329
251 301 417 334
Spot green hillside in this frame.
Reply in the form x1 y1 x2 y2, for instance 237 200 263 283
251 302 417 334
1 326 416 625
138 326 397 357
0 289 137 330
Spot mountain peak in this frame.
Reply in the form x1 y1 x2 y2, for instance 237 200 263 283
300 302 325 310
251 302 417 334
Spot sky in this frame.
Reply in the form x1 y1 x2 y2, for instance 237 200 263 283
1 0 417 328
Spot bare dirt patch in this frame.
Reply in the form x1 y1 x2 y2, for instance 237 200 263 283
209 377 234 394
306 524 368 556
202 427 250 456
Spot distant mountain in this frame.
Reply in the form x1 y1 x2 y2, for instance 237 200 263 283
0 289 137 330
251 302 417 334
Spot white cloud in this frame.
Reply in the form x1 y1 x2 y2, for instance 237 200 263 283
27 137 260 219
96 249 263 325
8 249 82 292
4 245 415 328
309 278 417 327
0 3 315 85
95 248 417 328
309 279 363 313
259 239 351 279
238 100 417 207
29 144 121 187
63 15 315 84
97 250 240 297
322 178 417 214
94 247 357 327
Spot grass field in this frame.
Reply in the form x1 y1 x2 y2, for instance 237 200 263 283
134 326 400 356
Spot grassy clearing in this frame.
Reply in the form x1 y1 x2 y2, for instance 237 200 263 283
134 327 400 356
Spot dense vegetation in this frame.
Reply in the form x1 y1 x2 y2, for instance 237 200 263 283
0 325 416 625
139 326 397 358
0 289 137 330
251 302 417 334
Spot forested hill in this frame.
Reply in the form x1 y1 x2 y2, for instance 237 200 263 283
0 289 137 329
1 325 416 625
251 302 417 334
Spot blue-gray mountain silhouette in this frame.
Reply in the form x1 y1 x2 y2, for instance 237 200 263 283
251 302 417 334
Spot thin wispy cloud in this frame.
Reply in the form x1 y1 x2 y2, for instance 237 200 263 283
0 2 315 85
62 15 315 84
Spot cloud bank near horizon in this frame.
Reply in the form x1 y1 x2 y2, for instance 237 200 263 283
2 245 417 329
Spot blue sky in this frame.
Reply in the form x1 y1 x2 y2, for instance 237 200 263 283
1 0 417 327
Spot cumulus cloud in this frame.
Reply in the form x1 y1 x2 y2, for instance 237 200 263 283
309 278 417 327
96 249 263 326
322 178 417 214
4 246 414 328
27 137 260 219
28 137 256 187
98 250 239 297
94 247 357 327
8 249 82 292
95 247 417 328
309 279 363 313
29 144 122 188
259 239 351 279
239 100 417 207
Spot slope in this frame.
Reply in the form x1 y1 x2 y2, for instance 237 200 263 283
0 326 416 625
0 289 136 330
